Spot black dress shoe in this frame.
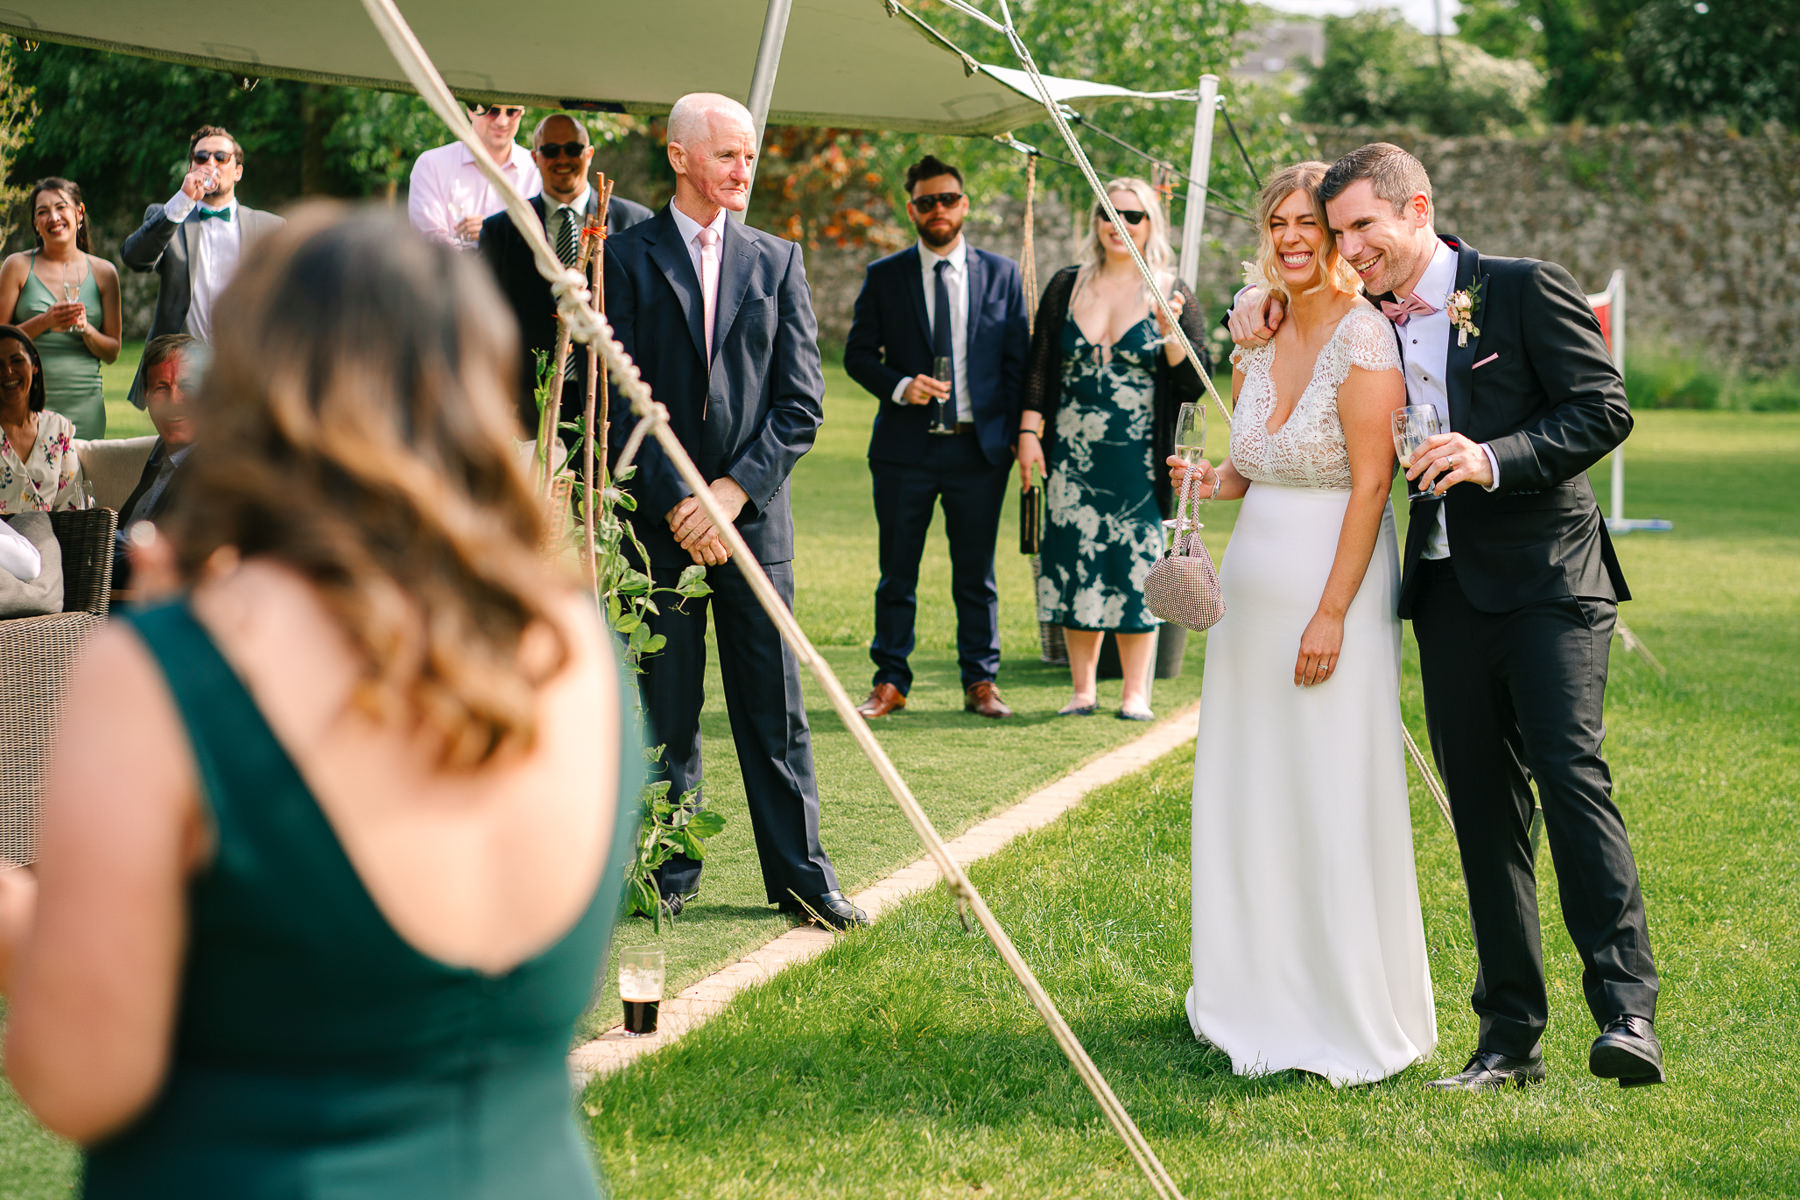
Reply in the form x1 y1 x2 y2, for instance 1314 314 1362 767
1589 1016 1664 1087
1426 1047 1547 1091
777 889 869 930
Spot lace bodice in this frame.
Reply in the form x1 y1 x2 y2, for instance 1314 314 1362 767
1228 304 1400 490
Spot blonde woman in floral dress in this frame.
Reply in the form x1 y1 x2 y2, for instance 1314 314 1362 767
0 326 88 515
1016 178 1208 720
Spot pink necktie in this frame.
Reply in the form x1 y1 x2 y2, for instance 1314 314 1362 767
697 225 720 359
1379 294 1437 326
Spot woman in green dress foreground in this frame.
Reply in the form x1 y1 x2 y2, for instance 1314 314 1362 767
1016 177 1209 720
0 178 121 439
0 208 639 1198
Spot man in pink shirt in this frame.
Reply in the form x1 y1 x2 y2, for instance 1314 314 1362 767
407 102 542 248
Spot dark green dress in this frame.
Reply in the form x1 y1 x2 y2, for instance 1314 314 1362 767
83 600 640 1200
1036 313 1165 633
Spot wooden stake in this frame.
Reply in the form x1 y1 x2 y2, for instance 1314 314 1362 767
580 172 614 595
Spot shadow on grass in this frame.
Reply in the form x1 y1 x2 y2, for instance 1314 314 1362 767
1468 1132 1589 1171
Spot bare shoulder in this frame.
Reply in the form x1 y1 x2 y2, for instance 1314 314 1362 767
88 254 119 284
0 252 26 283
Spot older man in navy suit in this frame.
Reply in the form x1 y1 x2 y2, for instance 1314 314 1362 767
604 93 864 930
844 156 1029 720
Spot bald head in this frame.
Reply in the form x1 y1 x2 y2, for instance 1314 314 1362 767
666 92 758 224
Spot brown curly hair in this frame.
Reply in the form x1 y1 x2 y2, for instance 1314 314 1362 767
162 205 569 769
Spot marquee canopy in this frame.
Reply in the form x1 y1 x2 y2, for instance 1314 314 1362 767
0 0 1194 136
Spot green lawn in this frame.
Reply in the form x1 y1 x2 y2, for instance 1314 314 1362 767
581 410 1800 1198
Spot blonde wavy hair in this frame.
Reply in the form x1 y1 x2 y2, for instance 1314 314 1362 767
163 205 568 770
1241 161 1362 302
1076 177 1175 296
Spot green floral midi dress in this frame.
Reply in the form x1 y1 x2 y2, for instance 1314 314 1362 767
1036 312 1164 633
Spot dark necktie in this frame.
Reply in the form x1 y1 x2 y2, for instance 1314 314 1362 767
555 206 578 267
932 258 955 409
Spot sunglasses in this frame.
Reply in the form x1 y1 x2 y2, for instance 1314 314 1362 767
910 192 964 212
474 105 525 119
191 150 236 165
1097 207 1149 226
536 141 588 159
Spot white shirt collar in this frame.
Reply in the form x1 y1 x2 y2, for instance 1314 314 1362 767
671 203 728 247
1409 238 1458 309
919 237 967 272
545 185 591 216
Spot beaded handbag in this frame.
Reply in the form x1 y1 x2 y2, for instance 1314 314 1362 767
1143 469 1225 632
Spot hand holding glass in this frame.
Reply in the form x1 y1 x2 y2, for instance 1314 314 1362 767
1391 406 1444 502
1165 401 1209 535
928 355 956 435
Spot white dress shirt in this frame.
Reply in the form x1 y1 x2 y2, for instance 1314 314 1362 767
1395 239 1500 560
406 140 542 247
670 205 730 356
891 238 972 422
163 191 240 343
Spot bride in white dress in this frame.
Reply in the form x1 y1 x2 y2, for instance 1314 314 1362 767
1172 163 1436 1084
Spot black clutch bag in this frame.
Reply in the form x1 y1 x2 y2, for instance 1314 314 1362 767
1019 478 1042 555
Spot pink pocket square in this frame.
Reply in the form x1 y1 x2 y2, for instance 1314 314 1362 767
1473 352 1500 370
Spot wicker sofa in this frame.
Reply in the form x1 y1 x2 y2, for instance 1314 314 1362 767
0 507 118 864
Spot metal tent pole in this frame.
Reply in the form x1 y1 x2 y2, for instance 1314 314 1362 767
737 0 795 223
1176 74 1219 291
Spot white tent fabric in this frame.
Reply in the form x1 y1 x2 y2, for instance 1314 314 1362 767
0 0 1189 136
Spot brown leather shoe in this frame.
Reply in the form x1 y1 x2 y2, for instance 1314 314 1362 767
964 680 1014 718
856 682 906 718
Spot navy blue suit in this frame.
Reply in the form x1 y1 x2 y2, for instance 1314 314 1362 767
843 243 1029 693
604 205 837 904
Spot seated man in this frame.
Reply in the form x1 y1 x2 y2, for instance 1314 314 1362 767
112 334 201 589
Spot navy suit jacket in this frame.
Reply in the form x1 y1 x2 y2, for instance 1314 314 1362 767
1395 235 1632 617
479 191 653 420
843 244 1029 467
604 206 824 569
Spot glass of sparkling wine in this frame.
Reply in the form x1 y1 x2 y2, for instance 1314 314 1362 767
928 355 956 435
619 947 664 1037
1166 401 1207 533
1391 405 1445 502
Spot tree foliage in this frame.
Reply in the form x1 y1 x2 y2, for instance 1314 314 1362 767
1622 0 1800 128
0 36 35 244
1300 10 1545 135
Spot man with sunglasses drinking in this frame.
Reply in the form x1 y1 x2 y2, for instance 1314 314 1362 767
479 112 652 432
121 126 282 408
408 101 542 249
845 155 1030 720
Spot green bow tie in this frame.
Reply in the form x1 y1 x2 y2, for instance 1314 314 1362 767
197 206 232 222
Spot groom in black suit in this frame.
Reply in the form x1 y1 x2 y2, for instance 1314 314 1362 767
603 93 864 930
843 154 1030 720
479 112 652 433
1309 144 1661 1090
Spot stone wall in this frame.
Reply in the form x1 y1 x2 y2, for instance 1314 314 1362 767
806 121 1800 373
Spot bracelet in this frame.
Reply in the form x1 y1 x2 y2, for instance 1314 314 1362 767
1208 470 1223 501
1018 429 1041 440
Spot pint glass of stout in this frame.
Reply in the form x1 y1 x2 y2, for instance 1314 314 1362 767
619 947 664 1037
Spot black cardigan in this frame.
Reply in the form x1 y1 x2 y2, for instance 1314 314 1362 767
1021 265 1212 517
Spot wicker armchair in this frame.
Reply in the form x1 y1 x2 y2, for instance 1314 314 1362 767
0 507 117 866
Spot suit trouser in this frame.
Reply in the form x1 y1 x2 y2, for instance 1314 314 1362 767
641 557 839 904
868 430 1011 693
1412 556 1657 1056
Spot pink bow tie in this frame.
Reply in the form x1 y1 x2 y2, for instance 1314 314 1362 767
1380 294 1437 326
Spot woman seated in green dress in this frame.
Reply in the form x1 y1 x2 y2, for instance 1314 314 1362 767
0 208 640 1199
0 178 122 439
1016 178 1209 721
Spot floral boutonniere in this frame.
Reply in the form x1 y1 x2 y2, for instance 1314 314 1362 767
1447 279 1484 347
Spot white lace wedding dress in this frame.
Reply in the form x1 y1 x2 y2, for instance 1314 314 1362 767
1185 303 1437 1085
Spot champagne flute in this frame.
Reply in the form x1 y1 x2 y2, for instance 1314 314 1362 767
1165 401 1207 535
1391 405 1445 503
929 355 956 435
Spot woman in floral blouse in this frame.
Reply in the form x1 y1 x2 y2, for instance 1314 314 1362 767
0 323 89 515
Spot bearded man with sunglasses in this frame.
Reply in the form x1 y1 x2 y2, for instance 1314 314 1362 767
844 154 1030 721
121 125 283 408
479 112 652 432
408 101 542 249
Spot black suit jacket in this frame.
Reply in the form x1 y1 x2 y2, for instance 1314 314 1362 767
119 201 283 407
1396 235 1632 617
843 244 1030 467
604 206 824 570
479 191 654 421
